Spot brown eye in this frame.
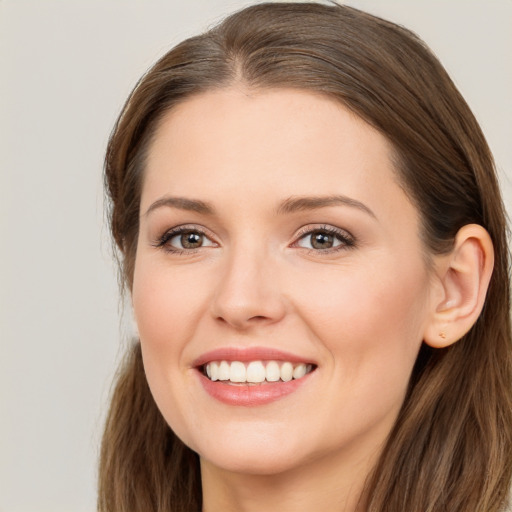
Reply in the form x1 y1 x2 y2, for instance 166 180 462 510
159 228 216 252
310 231 335 249
180 231 204 249
295 227 354 252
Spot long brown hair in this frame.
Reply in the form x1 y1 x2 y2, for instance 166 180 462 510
99 3 512 511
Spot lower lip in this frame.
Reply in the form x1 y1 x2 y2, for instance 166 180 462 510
197 371 313 406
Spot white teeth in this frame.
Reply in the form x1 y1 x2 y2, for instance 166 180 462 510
265 361 281 382
218 360 230 381
230 361 246 383
210 362 219 381
246 361 266 383
280 362 293 382
204 360 314 383
293 363 307 379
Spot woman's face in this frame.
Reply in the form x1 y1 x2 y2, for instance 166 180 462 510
133 88 436 476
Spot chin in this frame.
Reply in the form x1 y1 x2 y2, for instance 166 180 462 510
186 420 322 476
200 446 307 476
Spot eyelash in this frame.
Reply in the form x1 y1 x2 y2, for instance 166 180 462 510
292 224 356 254
153 224 356 255
152 225 215 255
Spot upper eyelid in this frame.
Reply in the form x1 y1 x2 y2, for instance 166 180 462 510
161 224 352 238
293 224 354 240
162 224 214 237
153 224 218 246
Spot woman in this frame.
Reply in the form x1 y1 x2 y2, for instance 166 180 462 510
99 2 512 511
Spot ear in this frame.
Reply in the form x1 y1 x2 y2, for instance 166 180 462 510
423 224 494 348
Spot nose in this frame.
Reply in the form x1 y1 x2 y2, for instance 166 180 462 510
210 246 287 330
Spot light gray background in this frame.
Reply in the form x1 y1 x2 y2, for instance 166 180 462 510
1 1 510 511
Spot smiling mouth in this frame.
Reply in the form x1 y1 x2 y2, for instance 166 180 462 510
201 360 316 385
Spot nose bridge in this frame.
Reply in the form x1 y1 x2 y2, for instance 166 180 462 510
210 236 285 328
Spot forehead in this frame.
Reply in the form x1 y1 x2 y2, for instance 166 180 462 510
141 87 414 224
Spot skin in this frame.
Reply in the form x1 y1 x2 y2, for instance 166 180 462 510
132 87 441 512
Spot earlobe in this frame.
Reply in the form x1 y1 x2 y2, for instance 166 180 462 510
423 224 494 348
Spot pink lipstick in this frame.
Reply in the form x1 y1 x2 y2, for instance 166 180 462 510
193 347 316 406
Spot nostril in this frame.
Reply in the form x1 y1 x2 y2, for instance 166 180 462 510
210 284 287 328
214 314 272 329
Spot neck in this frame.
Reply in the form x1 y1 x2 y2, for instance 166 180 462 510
200 445 379 512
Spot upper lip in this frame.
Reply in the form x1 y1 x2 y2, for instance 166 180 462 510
192 346 316 368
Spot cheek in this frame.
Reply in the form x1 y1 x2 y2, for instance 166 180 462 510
297 257 427 327
131 259 210 442
132 259 209 350
291 256 430 380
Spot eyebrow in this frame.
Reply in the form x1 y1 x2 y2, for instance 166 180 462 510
144 196 214 217
276 195 376 219
144 193 376 219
